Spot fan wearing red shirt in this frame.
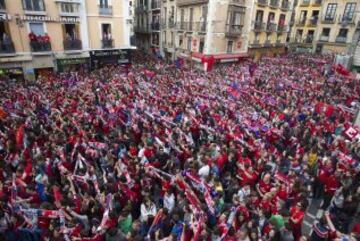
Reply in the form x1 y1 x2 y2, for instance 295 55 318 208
321 171 340 210
289 201 307 241
256 173 273 197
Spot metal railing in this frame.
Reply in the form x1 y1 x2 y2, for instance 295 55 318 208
257 0 268 6
266 23 277 32
296 18 306 26
338 14 356 25
168 18 176 28
280 0 289 10
102 39 113 48
251 40 261 48
335 36 347 43
177 0 208 7
269 0 279 8
195 22 206 32
300 0 310 6
134 25 150 33
313 0 322 5
308 18 318 26
63 39 82 51
151 0 161 9
99 6 113 15
277 24 288 32
135 5 148 12
253 21 265 31
229 0 246 5
264 40 272 47
177 22 194 31
30 41 51 52
151 22 160 31
226 24 242 36
0 40 15 54
319 35 329 42
321 15 336 24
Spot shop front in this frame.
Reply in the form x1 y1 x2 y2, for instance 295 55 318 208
0 56 33 81
89 49 132 69
55 52 90 73
32 55 55 79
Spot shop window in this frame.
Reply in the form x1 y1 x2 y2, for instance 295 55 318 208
23 0 45 11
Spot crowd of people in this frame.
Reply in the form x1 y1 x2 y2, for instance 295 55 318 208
0 52 359 241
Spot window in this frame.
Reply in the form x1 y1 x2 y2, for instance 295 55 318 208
199 39 204 53
227 41 233 53
180 9 185 23
60 3 78 13
325 3 337 20
179 36 183 47
170 32 174 45
267 12 275 24
102 24 112 40
343 3 356 21
187 37 192 51
63 24 80 40
100 0 109 8
278 14 286 26
255 10 264 22
300 10 307 23
231 12 244 26
321 28 330 37
338 28 348 38
29 22 45 36
23 0 45 11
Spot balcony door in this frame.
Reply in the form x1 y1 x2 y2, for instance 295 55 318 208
255 10 264 23
63 24 80 40
23 0 45 11
325 3 337 21
102 24 112 40
99 0 109 8
343 3 356 22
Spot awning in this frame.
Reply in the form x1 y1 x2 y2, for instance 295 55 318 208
213 53 248 60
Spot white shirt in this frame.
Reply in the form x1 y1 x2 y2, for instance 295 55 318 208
140 203 157 222
237 187 250 202
198 165 210 179
164 193 175 212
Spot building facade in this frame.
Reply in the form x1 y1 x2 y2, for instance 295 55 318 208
314 0 359 54
0 0 132 81
289 0 322 52
248 0 294 60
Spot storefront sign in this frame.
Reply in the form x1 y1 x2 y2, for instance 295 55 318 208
0 13 11 21
20 15 80 23
58 58 88 66
90 49 131 69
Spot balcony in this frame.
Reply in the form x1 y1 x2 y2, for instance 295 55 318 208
296 18 306 26
151 22 160 31
312 0 322 6
0 40 15 55
275 40 284 47
269 0 279 8
300 0 310 6
335 36 347 43
319 35 329 42
338 14 356 26
134 25 150 33
168 18 176 28
264 40 272 47
225 24 242 37
257 0 268 6
250 40 261 48
195 22 207 32
177 0 208 7
63 39 82 51
99 6 113 15
30 41 52 53
0 0 6 12
307 18 318 26
229 0 246 6
177 22 194 31
102 39 113 48
306 36 314 43
277 24 288 32
266 23 277 32
321 15 336 24
253 21 265 31
135 5 148 12
280 1 290 10
151 0 160 10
